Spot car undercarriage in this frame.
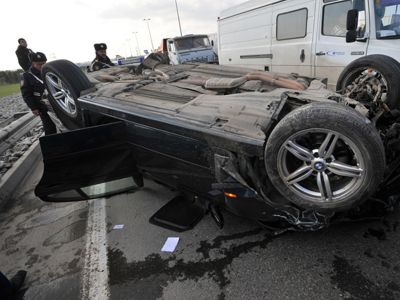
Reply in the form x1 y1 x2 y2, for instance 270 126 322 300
34 56 400 232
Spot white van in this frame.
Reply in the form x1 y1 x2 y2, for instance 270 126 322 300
218 0 400 90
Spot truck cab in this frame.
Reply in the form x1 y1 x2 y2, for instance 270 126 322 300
218 0 400 89
165 34 218 65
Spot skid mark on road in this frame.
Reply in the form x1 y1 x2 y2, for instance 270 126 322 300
43 220 87 246
21 204 87 229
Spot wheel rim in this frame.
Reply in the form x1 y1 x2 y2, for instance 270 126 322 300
276 129 366 204
343 67 388 105
45 72 77 117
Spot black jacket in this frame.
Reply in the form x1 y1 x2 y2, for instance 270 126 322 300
15 46 33 71
20 67 47 111
90 55 114 72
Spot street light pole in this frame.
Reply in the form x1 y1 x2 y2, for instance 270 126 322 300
143 18 155 51
126 39 133 57
132 31 141 55
174 0 183 36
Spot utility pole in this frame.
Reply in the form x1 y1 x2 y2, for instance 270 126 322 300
132 32 141 55
126 39 133 57
174 0 183 36
143 18 154 51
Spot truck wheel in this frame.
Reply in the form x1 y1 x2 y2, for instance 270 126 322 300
265 102 385 211
336 55 400 109
43 60 93 129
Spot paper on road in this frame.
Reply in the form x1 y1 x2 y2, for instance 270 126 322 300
161 237 180 252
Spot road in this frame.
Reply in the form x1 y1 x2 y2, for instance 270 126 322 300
0 159 399 300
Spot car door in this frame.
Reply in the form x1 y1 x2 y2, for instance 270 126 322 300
271 0 315 76
314 0 369 90
35 121 143 202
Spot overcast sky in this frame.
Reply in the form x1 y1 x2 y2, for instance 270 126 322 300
0 0 244 71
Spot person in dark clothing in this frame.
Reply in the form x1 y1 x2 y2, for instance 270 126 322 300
90 43 114 72
0 270 27 300
15 38 34 71
20 52 57 135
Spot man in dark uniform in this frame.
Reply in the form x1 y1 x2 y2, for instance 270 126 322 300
90 43 114 72
15 38 34 71
20 52 57 135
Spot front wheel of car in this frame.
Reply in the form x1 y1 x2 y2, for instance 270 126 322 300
43 60 93 129
264 102 385 211
336 55 400 109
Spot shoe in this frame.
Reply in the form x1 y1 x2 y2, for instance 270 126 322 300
9 270 27 292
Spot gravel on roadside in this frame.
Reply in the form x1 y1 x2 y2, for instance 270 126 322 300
0 123 43 178
0 93 43 178
0 93 28 122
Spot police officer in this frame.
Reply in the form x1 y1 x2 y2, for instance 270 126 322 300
15 38 34 71
20 52 57 135
90 43 115 72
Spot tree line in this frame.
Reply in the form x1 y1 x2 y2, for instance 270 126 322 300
0 70 23 85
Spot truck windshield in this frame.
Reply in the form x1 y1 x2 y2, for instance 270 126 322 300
374 0 400 39
174 37 210 51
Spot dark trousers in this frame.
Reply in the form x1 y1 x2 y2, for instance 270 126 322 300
0 271 13 300
39 111 57 135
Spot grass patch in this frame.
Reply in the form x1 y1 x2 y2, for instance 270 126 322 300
0 83 21 98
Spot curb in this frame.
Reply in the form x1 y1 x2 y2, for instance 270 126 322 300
0 140 41 209
0 112 35 142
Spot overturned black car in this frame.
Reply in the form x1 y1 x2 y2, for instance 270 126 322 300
35 55 400 232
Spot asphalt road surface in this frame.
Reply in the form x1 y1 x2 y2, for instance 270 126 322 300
0 159 399 300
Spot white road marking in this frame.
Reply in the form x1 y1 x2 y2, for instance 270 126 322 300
81 198 110 300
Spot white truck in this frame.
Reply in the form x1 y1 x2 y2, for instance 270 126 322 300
217 0 400 92
158 35 218 65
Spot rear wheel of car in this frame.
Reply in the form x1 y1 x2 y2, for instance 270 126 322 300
43 60 93 129
264 102 385 211
336 55 400 109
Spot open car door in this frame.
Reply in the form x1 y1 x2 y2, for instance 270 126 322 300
35 121 143 202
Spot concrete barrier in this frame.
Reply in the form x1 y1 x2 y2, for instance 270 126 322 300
0 141 41 209
0 112 35 142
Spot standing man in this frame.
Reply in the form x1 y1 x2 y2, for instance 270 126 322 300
15 38 34 71
20 52 57 135
90 43 114 72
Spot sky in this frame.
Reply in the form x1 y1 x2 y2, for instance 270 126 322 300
0 0 245 71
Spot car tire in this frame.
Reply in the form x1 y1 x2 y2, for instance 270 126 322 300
43 60 93 129
336 54 400 109
264 102 385 211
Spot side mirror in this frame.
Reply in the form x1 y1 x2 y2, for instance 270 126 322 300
211 40 214 47
346 9 358 43
347 9 358 30
346 30 357 43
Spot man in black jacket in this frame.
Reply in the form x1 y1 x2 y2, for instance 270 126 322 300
90 43 114 72
15 38 34 71
20 52 57 135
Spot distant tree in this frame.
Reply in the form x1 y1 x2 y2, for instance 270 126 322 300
0 69 23 85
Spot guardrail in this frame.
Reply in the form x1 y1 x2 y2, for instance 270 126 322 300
0 112 43 209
